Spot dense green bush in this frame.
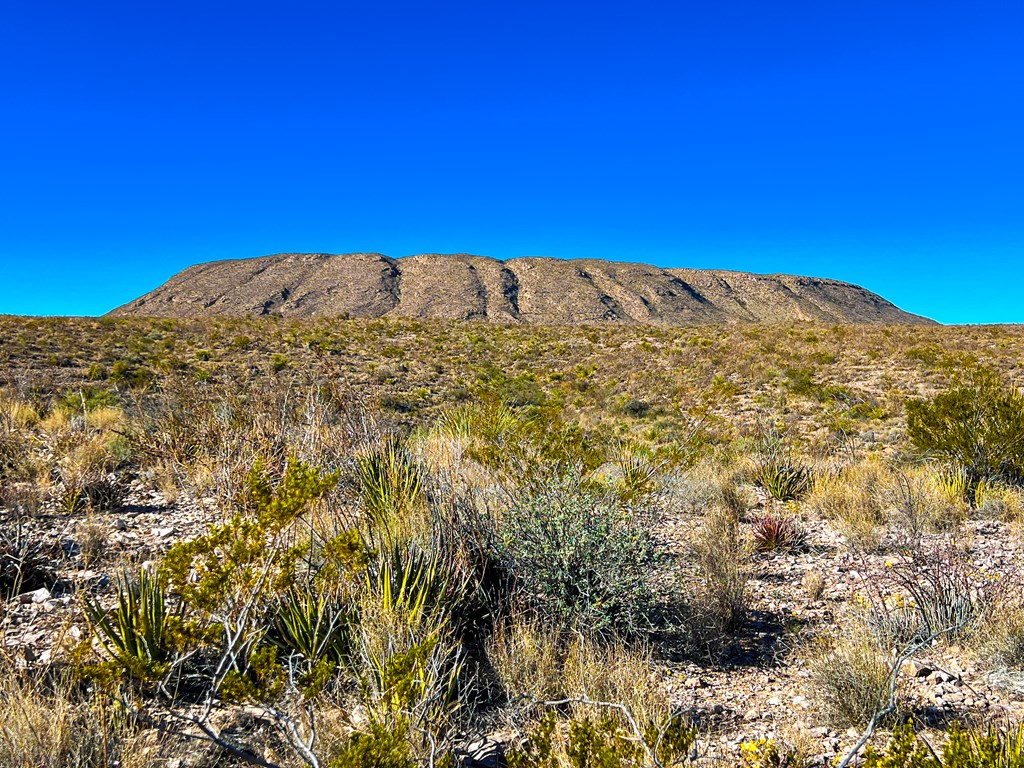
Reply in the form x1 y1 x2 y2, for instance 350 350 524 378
864 723 1024 768
498 472 661 637
907 367 1024 500
508 710 697 768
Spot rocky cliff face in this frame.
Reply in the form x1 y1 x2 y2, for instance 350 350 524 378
110 253 933 325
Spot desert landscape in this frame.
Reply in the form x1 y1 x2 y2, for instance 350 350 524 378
1 255 1023 767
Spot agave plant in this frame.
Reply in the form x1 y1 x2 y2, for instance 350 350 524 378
749 511 807 552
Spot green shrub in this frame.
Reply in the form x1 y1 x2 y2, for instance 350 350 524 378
907 367 1024 501
499 471 660 637
508 710 697 768
270 352 289 372
327 718 416 768
162 458 339 615
863 723 1024 768
109 360 154 388
59 386 116 414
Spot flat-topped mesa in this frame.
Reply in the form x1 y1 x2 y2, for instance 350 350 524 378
109 253 935 325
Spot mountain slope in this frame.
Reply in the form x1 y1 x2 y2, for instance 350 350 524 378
110 253 934 325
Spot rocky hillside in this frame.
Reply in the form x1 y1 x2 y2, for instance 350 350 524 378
111 252 933 324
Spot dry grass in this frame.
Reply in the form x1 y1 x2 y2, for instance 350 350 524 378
807 460 891 549
805 620 901 728
0 671 177 768
692 504 752 634
486 617 670 726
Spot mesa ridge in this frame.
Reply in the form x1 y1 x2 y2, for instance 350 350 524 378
110 252 933 325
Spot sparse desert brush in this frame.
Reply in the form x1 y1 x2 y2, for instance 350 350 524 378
693 504 751 634
862 722 1024 768
802 569 826 601
884 464 967 539
907 365 1024 501
0 401 37 483
50 431 130 513
497 470 661 638
507 708 697 768
805 619 901 728
666 460 749 518
0 668 172 768
808 460 890 549
973 580 1024 675
974 479 1024 522
0 393 39 428
859 542 994 652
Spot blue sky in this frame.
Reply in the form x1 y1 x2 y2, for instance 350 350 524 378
1 1 1021 323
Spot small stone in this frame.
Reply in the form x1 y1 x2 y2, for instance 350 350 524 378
152 527 175 538
111 518 128 531
908 661 933 678
684 677 707 689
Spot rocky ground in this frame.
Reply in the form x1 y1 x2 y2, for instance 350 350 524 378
4 474 1021 766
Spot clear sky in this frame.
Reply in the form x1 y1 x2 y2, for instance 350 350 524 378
1 1 1022 323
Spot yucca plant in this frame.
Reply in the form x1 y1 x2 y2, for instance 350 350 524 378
938 467 971 506
614 442 661 504
754 458 812 502
271 586 354 665
84 567 174 680
365 542 461 629
357 439 422 537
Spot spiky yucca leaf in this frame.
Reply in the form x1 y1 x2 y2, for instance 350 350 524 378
754 458 812 502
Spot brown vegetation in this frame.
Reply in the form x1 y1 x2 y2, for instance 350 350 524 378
0 316 1022 766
